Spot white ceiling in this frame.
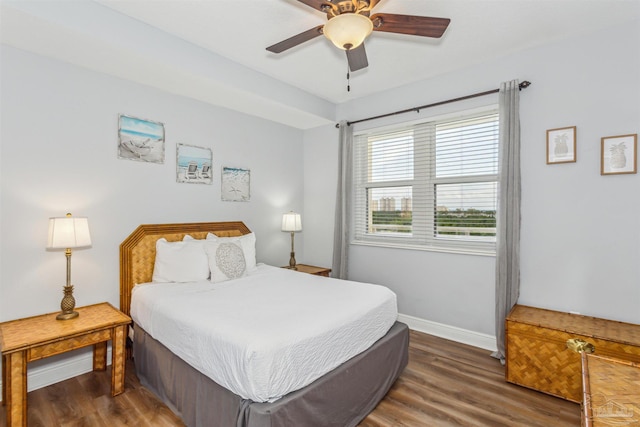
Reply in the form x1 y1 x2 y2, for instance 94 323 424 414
2 0 639 129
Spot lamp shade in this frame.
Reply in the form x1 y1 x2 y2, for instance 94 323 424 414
47 215 92 249
281 212 302 232
323 13 373 50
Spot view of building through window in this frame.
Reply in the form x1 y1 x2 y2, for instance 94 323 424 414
368 185 497 237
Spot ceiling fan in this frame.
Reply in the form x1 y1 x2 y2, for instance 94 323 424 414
266 0 451 72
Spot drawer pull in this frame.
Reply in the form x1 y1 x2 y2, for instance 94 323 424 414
566 338 595 354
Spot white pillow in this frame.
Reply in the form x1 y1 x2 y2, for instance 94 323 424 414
152 236 209 283
204 239 247 283
206 232 256 272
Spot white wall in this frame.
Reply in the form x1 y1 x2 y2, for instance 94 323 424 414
0 45 304 328
302 125 339 268
1 1 335 130
304 20 640 341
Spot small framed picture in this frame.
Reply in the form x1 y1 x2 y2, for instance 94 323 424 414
601 134 637 175
118 114 165 164
221 167 250 201
176 143 213 184
546 126 576 164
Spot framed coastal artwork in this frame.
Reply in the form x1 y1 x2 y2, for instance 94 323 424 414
221 167 250 201
176 143 213 184
546 126 576 164
117 114 165 164
601 134 637 175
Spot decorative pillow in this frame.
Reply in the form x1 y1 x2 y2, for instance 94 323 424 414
151 236 209 283
206 232 256 272
204 240 247 283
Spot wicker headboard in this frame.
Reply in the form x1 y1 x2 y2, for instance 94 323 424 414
119 221 251 317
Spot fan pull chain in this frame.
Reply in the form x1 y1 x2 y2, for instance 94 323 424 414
346 62 351 92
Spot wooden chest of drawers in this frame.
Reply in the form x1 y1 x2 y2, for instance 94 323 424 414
505 305 640 403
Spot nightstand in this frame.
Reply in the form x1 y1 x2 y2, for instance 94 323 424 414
283 264 332 277
0 302 131 427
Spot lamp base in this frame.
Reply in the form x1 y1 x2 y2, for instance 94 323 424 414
289 251 297 270
57 284 79 321
56 311 79 320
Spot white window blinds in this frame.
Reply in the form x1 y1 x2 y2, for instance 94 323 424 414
353 109 499 254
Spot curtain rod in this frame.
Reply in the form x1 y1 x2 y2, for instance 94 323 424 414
336 80 531 128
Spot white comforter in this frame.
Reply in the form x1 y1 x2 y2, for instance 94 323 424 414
131 264 397 402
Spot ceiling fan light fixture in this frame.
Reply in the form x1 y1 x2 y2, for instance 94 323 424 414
323 13 373 50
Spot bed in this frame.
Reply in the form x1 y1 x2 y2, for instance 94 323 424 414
120 221 409 427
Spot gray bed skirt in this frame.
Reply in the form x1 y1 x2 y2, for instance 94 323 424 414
133 321 409 427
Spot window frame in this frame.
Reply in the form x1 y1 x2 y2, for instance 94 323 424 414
352 106 499 256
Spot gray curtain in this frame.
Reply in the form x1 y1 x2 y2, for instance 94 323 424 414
492 80 521 363
331 121 353 279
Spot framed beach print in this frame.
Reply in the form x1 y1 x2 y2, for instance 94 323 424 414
221 167 250 201
118 114 165 163
546 126 576 164
176 143 213 184
601 134 637 175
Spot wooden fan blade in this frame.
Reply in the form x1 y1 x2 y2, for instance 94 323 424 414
371 13 450 38
367 0 383 10
296 0 332 12
266 25 324 53
346 44 368 71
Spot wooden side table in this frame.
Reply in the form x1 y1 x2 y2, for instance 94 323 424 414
283 264 332 277
0 302 131 427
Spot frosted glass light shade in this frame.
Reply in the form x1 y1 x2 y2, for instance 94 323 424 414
281 212 302 232
47 216 92 249
323 13 373 50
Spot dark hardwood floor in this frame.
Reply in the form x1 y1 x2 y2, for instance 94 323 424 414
360 331 580 426
0 330 580 427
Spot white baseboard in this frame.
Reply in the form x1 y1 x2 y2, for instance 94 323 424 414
0 346 112 401
1 317 493 401
398 313 497 352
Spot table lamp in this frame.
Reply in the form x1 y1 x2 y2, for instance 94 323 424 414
281 212 302 269
47 213 92 320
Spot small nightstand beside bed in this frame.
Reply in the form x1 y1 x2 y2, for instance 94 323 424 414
120 222 408 427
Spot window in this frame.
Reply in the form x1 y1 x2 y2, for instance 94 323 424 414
353 109 499 254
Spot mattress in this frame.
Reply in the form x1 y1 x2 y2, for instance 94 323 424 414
130 264 398 403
